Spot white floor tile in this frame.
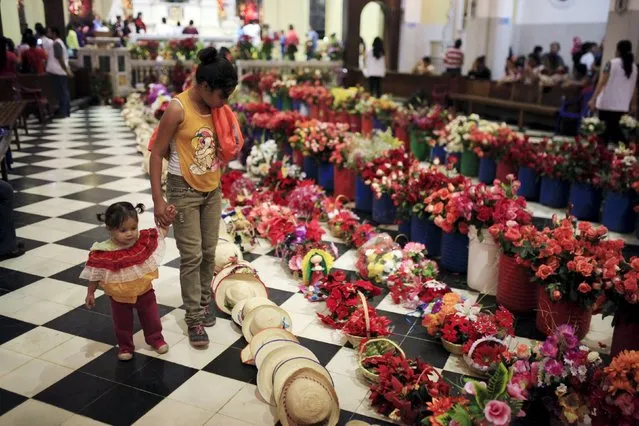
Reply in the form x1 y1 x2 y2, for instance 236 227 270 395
30 158 91 169
158 309 188 335
40 141 90 149
22 182 91 198
97 178 150 193
0 348 33 378
27 244 88 265
168 371 245 411
325 347 359 376
0 400 74 426
0 292 42 316
151 339 228 369
39 336 112 369
16 198 93 217
15 226 71 244
250 256 300 292
330 371 369 411
61 415 109 426
218 384 278 425
5 299 74 325
1 327 74 357
279 292 325 316
153 267 184 308
133 397 214 426
0 358 72 397
332 249 357 271
100 192 153 209
133 329 185 357
94 146 139 156
96 155 143 166
28 169 92 182
204 414 254 426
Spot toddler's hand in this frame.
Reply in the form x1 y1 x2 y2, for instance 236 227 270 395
166 204 177 223
85 292 96 309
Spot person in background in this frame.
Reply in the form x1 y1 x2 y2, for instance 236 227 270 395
175 21 182 36
35 23 46 43
93 14 103 31
21 35 47 74
499 55 524 84
135 12 147 33
126 16 136 36
113 15 124 37
0 181 25 261
542 42 565 75
571 36 583 68
562 63 591 90
156 17 171 36
412 56 436 76
66 24 80 56
580 42 598 74
589 40 638 144
0 37 19 77
279 30 286 59
531 45 543 64
522 54 542 85
242 19 261 46
365 37 386 98
467 55 491 80
183 20 199 35
285 24 299 50
17 29 33 57
443 38 464 76
306 26 318 60
358 37 366 70
45 27 72 118
219 46 233 63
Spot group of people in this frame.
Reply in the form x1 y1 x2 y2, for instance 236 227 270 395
0 23 72 118
95 13 200 46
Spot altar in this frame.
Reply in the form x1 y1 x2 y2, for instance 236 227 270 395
109 0 240 39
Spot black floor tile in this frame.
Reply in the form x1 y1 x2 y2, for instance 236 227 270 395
514 314 546 341
0 388 28 416
0 315 37 344
266 288 296 306
35 371 116 413
441 370 473 395
397 336 450 368
477 294 498 312
296 336 341 367
0 268 43 292
80 348 151 383
59 205 109 224
7 177 52 190
19 237 48 252
407 318 441 342
532 216 552 231
70 152 113 162
55 230 106 251
68 162 114 172
12 210 48 227
164 257 181 269
45 308 119 345
13 155 60 165
437 269 468 290
16 146 56 155
11 193 50 209
123 357 197 396
63 188 128 204
202 346 257 383
50 264 88 286
81 383 162 426
65 173 122 187
241 251 262 262
381 311 417 337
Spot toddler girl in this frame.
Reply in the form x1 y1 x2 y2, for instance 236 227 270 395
80 202 175 361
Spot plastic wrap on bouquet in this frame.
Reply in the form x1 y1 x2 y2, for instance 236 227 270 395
372 193 396 224
569 182 601 221
355 176 373 212
539 177 570 208
517 167 540 200
536 286 592 340
467 226 499 295
411 215 441 257
478 157 497 184
440 231 469 273
496 254 536 313
601 191 637 233
318 162 334 193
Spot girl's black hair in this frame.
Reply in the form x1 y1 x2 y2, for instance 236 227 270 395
617 40 635 79
372 37 384 59
97 202 144 229
195 47 238 97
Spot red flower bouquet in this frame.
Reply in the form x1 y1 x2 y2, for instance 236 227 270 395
286 181 326 218
288 120 348 162
424 180 473 234
317 272 382 328
412 105 452 147
341 306 392 338
489 223 543 267
261 160 305 205
360 148 415 200
563 138 612 185
349 223 377 249
603 144 639 193
327 209 360 239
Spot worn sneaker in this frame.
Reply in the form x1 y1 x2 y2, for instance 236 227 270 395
188 324 209 347
203 305 217 327
153 342 169 354
117 351 133 361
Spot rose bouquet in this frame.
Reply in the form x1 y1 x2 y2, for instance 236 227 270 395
227 175 258 207
247 202 296 246
590 350 639 426
360 148 414 200
369 353 451 425
602 143 639 193
288 120 348 162
317 272 382 328
246 139 278 178
534 139 573 180
471 124 519 161
424 180 473 234
401 166 466 219
563 138 612 185
620 114 638 141
349 223 377 249
412 105 452 147
327 209 360 239
386 243 439 306
258 72 279 94
221 170 246 200
489 222 543 267
261 160 305 205
287 181 327 218
579 116 605 138
441 113 480 153
266 111 304 142
355 234 404 286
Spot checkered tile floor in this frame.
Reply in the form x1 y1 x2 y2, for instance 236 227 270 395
0 107 637 426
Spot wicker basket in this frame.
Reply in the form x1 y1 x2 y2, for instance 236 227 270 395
441 338 464 355
358 338 405 382
463 336 508 376
344 292 370 348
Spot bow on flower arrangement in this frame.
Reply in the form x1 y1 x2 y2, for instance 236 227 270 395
369 352 451 425
316 271 382 328
288 120 349 162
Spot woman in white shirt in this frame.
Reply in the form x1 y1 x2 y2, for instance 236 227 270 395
589 40 637 144
365 37 386 98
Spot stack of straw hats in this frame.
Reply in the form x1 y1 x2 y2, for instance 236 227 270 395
215 221 243 273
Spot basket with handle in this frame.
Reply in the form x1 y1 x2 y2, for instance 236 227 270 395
344 291 370 348
463 336 508 376
357 338 405 382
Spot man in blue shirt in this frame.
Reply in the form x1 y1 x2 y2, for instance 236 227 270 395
307 27 318 60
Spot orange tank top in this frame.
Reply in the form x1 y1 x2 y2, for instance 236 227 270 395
173 90 221 192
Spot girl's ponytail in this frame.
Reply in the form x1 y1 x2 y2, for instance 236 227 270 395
617 40 635 78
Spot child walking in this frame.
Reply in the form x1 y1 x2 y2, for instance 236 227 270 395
80 202 175 361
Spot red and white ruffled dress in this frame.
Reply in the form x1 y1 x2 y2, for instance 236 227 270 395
80 228 165 304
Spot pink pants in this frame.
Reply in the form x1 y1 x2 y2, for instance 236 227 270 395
109 289 164 353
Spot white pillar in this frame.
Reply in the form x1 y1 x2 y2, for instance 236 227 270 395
198 0 222 35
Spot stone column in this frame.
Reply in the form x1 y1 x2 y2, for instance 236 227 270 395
199 0 222 36
602 0 639 66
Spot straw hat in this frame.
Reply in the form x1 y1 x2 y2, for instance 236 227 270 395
254 339 301 369
257 345 317 403
240 327 298 364
277 368 340 426
345 421 373 426
212 263 267 315
242 305 293 342
272 357 334 404
231 296 275 327
215 238 243 273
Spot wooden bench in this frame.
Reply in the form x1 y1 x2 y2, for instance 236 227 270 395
0 101 29 150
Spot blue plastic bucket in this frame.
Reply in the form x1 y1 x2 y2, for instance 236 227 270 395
293 99 302 112
431 145 447 164
440 231 469 273
517 167 540 200
411 215 442 257
478 157 497 184
317 162 334 193
282 142 293 157
303 157 318 181
398 218 412 240
569 183 602 221
601 191 636 233
372 117 387 131
539 177 570 208
273 95 283 111
372 193 396 224
355 176 373 212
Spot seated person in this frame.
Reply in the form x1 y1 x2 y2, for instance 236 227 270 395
522 54 543 85
539 65 568 87
499 55 523 83
412 56 437 75
20 35 47 74
0 181 25 260
467 55 491 80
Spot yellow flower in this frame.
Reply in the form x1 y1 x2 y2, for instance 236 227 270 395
368 262 383 277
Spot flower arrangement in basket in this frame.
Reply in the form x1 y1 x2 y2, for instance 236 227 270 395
421 292 465 345
327 209 360 239
412 104 452 147
386 243 440 307
589 350 639 426
247 202 296 246
288 120 348 162
602 143 639 193
369 353 451 425
275 219 328 270
429 362 526 426
371 95 399 127
360 148 414 200
440 113 481 153
227 175 258 207
349 223 377 249
342 302 392 347
355 234 403 286
579 116 606 138
318 196 348 222
530 216 624 309
246 139 278 178
358 338 405 382
316 273 382 328
286 181 326 219
463 336 511 377
390 279 451 311
620 114 638 141
530 324 603 424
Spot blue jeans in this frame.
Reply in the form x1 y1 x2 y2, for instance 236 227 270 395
0 181 17 255
49 73 70 117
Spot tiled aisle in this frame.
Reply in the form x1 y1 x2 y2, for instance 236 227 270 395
0 107 636 426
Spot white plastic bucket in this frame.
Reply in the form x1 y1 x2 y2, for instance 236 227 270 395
467 226 500 295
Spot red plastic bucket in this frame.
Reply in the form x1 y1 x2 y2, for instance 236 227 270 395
535 286 592 340
496 254 536 313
